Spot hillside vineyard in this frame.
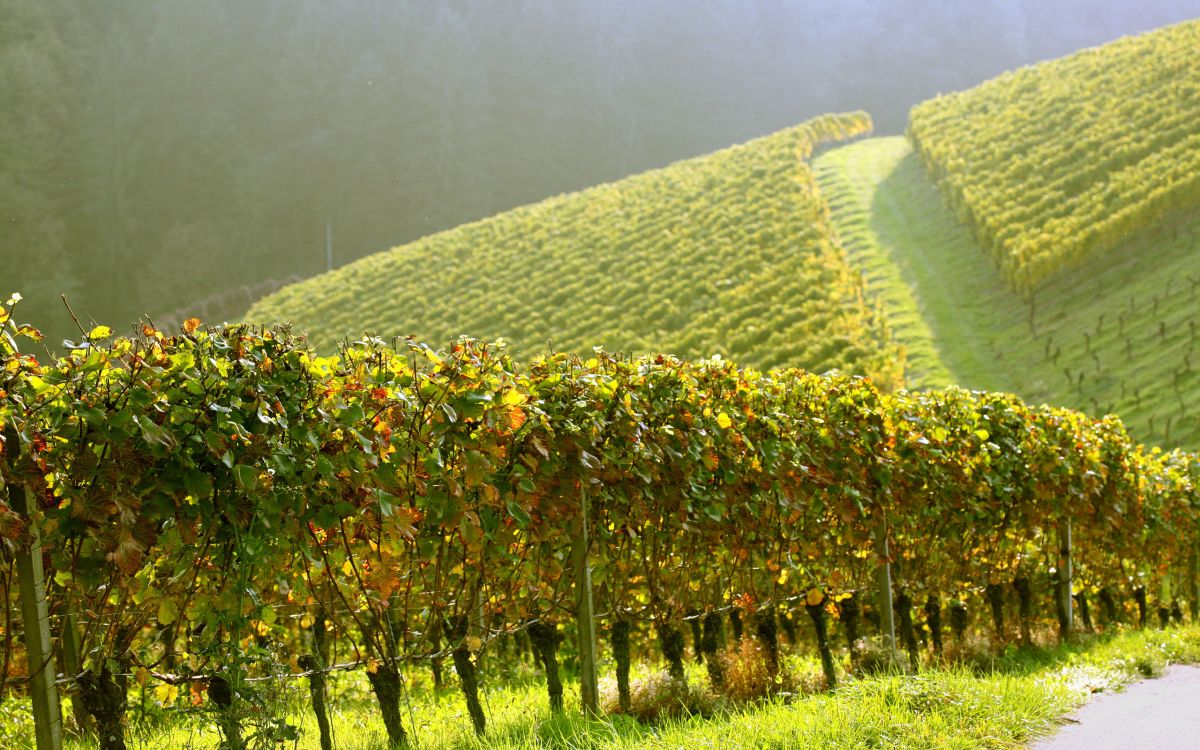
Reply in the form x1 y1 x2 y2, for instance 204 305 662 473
908 19 1200 291
247 113 905 389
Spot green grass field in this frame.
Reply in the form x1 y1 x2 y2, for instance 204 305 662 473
815 135 1200 449
14 627 1199 750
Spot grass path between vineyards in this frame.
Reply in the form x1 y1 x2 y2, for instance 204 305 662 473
37 627 1200 750
813 135 1200 449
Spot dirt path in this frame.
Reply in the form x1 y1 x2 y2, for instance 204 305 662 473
1032 665 1200 749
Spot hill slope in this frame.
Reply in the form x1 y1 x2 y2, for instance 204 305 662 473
908 18 1200 290
247 113 905 388
815 135 1200 448
248 22 1200 448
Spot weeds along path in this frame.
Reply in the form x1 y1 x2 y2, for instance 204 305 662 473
815 135 1200 449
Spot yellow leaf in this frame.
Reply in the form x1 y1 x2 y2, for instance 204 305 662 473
716 412 733 429
157 597 179 625
154 683 179 704
88 325 112 340
183 317 202 334
342 560 355 577
466 636 482 653
299 614 314 629
806 587 824 607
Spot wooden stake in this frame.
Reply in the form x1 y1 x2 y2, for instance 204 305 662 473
5 434 64 750
875 515 897 665
572 484 598 715
1059 520 1073 634
1189 538 1199 623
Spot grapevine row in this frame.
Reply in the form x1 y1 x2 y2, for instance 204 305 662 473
1 303 1197 748
245 113 902 386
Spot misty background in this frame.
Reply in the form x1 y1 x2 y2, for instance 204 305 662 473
6 0 1198 345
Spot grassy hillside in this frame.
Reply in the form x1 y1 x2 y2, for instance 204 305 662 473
248 113 906 388
908 19 1200 290
815 136 1200 449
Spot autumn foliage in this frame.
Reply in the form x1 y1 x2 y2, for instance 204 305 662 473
2 297 1198 745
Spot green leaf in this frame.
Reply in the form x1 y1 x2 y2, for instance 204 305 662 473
81 407 107 427
232 464 258 492
506 500 532 528
316 457 335 481
184 471 213 499
464 450 490 488
157 598 179 625
134 415 176 450
271 453 296 477
338 404 365 425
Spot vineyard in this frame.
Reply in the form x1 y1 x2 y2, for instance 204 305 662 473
815 135 1200 450
7 15 1200 750
907 18 1200 291
3 300 1200 749
245 113 905 388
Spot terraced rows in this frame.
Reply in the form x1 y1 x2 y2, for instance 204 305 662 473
908 18 1200 290
248 113 906 388
817 135 1200 450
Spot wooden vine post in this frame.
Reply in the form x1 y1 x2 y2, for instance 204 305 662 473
1190 538 1199 623
572 483 599 715
875 513 897 663
1057 519 1073 636
5 425 64 750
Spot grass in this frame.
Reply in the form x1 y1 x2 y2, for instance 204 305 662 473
11 626 1200 750
814 135 1200 449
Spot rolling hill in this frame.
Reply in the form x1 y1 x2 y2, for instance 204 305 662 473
248 19 1200 448
247 113 906 389
907 18 1200 290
